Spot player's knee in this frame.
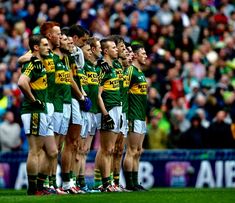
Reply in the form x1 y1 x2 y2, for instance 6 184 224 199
29 148 40 157
135 148 142 158
48 149 58 159
125 147 133 157
103 148 114 156
83 146 89 155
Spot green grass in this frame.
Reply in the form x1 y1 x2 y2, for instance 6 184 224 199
0 188 234 203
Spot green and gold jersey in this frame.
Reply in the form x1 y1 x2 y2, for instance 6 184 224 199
53 54 71 112
42 52 56 103
113 59 123 84
84 60 99 113
21 60 47 114
128 65 147 121
99 64 121 111
69 55 82 98
122 66 131 113
78 67 89 95
113 59 124 109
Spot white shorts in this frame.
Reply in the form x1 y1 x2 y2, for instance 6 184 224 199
21 113 54 136
71 98 82 125
120 112 128 137
80 111 90 139
53 104 71 135
128 120 147 135
101 106 122 133
47 102 54 131
89 112 99 136
96 113 101 130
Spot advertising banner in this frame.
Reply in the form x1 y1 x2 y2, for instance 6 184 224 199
0 150 235 189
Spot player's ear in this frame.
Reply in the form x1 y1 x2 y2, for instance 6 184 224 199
33 44 39 52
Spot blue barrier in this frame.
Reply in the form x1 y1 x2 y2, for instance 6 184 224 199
0 149 235 189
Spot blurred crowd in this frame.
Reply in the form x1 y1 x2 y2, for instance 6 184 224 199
1 0 235 152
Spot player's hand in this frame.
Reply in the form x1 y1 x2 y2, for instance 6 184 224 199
96 59 112 73
31 56 43 71
79 96 92 112
32 99 45 110
103 114 115 130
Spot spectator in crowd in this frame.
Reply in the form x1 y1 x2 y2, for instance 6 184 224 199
179 114 207 149
147 109 170 149
0 110 21 152
207 110 235 148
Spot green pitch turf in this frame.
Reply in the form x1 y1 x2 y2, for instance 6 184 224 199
0 188 234 203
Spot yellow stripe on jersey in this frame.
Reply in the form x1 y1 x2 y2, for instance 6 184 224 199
64 56 70 70
78 73 88 86
43 58 55 73
55 70 71 84
128 66 134 83
115 69 123 81
103 78 119 91
129 82 147 95
86 71 99 85
72 68 77 77
24 62 34 77
123 74 130 88
30 75 47 90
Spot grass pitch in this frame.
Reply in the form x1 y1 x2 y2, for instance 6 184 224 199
0 188 234 203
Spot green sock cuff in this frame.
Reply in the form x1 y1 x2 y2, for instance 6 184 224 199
48 176 53 186
69 171 74 179
102 177 110 188
28 175 37 181
37 173 47 191
49 174 57 188
62 173 70 182
132 171 138 186
124 171 134 188
77 175 85 187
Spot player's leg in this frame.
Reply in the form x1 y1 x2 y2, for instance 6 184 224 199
93 113 102 188
61 99 82 193
130 120 147 191
112 112 128 190
95 130 118 190
61 123 81 193
26 134 44 195
112 133 125 188
51 104 71 194
39 135 58 192
132 133 144 190
123 130 139 190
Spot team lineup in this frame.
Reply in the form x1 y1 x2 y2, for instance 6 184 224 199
17 21 148 195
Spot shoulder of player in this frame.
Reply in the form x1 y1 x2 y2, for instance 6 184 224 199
21 60 36 71
112 59 122 69
84 60 94 69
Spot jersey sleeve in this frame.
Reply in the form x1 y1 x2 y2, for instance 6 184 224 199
21 62 34 79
